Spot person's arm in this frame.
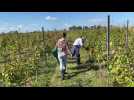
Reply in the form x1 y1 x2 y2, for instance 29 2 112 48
80 38 84 47
80 38 87 49
66 41 72 56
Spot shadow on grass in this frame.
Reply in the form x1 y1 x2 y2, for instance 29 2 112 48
69 63 100 70
51 57 104 80
66 63 101 79
66 68 91 79
68 79 92 87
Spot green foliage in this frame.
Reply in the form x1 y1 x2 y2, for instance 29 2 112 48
0 26 134 87
0 31 50 86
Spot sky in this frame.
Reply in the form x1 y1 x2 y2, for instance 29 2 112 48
0 12 134 33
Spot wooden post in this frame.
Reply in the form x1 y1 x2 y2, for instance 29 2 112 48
41 27 45 45
82 25 84 36
125 20 129 50
106 15 110 60
97 26 101 50
41 27 47 65
16 30 21 60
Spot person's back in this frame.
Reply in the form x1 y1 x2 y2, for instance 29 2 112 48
71 36 85 66
56 32 71 80
73 37 83 47
57 37 68 57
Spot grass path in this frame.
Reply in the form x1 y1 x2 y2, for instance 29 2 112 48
49 66 62 87
48 62 113 87
31 53 113 87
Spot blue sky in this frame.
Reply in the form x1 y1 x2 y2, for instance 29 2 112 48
0 12 134 33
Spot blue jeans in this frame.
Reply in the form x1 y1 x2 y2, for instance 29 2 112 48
57 48 67 71
71 45 81 65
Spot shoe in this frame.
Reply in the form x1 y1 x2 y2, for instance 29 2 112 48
76 62 82 66
61 76 64 80
79 62 82 65
64 72 68 74
76 63 82 69
61 71 64 80
63 69 67 74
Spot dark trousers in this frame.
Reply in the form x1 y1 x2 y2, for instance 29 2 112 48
71 45 81 65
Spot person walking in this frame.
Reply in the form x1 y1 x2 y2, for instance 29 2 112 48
56 32 72 80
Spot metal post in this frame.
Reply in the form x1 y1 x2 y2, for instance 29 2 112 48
125 20 129 50
106 15 110 60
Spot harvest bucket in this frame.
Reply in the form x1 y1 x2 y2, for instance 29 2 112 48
52 48 59 64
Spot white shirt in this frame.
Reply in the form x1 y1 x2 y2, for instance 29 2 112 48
73 38 83 47
57 48 66 57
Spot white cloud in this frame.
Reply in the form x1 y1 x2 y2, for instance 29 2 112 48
8 27 15 30
88 18 106 26
64 24 71 27
0 24 23 33
88 19 103 22
45 16 57 21
0 26 14 33
7 25 23 32
17 24 23 29
31 24 37 26
64 24 71 30
0 27 7 32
